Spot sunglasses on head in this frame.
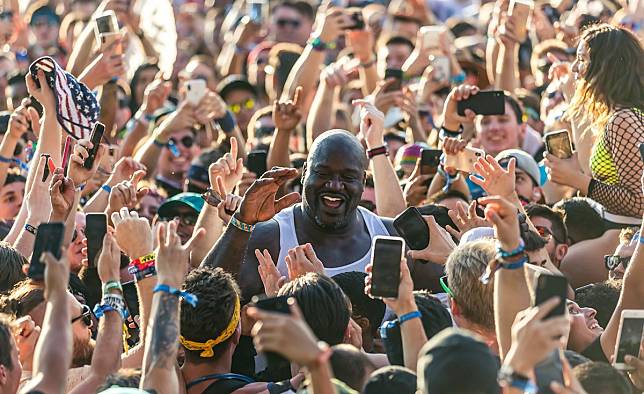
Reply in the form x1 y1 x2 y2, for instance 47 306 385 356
439 275 454 298
276 18 301 28
168 136 195 149
71 304 93 327
229 98 255 114
604 255 630 271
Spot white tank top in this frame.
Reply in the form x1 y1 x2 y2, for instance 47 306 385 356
273 205 390 277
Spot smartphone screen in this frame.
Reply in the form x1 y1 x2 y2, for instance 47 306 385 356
384 69 403 92
420 149 441 176
29 222 65 280
247 150 267 177
393 208 429 251
83 122 105 170
534 273 568 319
61 135 73 177
457 91 505 116
85 213 107 269
94 11 118 35
370 237 404 298
251 295 291 370
544 130 573 159
614 313 644 368
247 0 266 24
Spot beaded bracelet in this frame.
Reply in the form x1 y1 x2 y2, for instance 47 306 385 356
153 284 198 307
102 280 123 295
229 215 254 233
496 239 525 259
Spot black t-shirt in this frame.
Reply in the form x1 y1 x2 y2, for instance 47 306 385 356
580 335 609 363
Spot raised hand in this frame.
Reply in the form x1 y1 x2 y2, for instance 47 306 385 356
346 29 374 64
441 85 479 131
49 168 76 222
285 243 325 280
236 171 257 197
255 249 287 297
154 101 197 142
403 161 430 207
446 200 491 240
155 221 204 287
543 152 587 191
371 79 404 115
41 250 70 300
140 75 172 116
470 155 516 198
237 167 300 225
194 91 227 125
109 157 147 185
478 195 521 252
217 192 242 225
111 207 153 259
273 86 303 131
353 99 385 149
7 98 40 139
408 215 457 264
107 170 148 212
97 231 122 284
209 136 243 195
79 37 125 89
365 257 416 315
26 155 53 220
25 70 55 115
321 60 356 90
68 139 107 187
315 7 350 42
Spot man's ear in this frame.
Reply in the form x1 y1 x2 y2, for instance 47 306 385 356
532 186 542 203
0 364 8 385
555 244 569 266
449 298 460 317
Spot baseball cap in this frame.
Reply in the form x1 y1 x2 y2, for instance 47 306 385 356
496 149 541 187
157 192 204 218
363 366 416 394
417 328 500 394
29 5 60 26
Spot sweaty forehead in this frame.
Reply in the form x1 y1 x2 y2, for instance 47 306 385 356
308 131 367 171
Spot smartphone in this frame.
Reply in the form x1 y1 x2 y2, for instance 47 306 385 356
457 91 505 116
41 154 51 182
384 69 403 92
94 11 118 38
420 149 441 176
534 349 564 392
534 273 568 319
247 150 268 177
28 222 65 281
393 208 429 250
420 25 442 49
247 0 267 24
251 295 291 369
61 135 74 177
509 0 534 42
99 32 122 53
370 236 405 298
544 130 573 159
345 8 365 30
185 79 207 105
431 55 450 83
85 213 107 269
83 122 105 170
613 310 644 370
444 146 485 173
638 143 644 164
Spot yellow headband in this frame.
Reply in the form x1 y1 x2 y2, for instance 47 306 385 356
179 296 240 358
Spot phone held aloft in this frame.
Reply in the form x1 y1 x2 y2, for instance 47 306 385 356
393 207 429 251
543 130 573 160
185 79 207 105
613 309 644 371
444 146 485 174
370 236 405 299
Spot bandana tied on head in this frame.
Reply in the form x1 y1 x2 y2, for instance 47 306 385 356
179 296 241 357
29 56 100 140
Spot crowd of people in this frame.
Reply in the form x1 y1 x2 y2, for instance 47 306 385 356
0 0 643 393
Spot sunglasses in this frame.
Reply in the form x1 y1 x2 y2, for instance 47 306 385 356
276 18 301 28
168 136 195 149
118 97 130 109
535 225 565 244
229 98 255 114
604 255 630 271
71 304 93 327
160 214 198 227
439 275 454 298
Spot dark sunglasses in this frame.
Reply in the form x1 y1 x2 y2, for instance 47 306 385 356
118 97 130 109
71 304 93 327
604 255 630 271
535 225 565 244
160 214 198 227
169 136 195 149
276 18 300 28
439 275 454 298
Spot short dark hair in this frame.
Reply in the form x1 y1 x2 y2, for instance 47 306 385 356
180 267 240 363
329 344 375 391
525 204 569 245
0 314 14 370
575 280 621 328
573 362 631 394
553 198 606 244
3 173 26 186
332 272 385 337
426 190 470 206
0 280 44 318
98 368 141 390
278 273 351 346
273 1 314 20
363 366 417 394
564 350 591 368
503 92 524 125
385 36 415 52
0 242 27 294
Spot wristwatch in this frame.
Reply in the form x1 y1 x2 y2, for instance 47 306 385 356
497 365 537 394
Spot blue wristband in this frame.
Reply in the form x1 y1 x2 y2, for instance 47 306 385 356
639 235 644 244
153 284 198 307
0 155 12 163
215 110 237 134
398 310 422 325
101 184 112 194
510 378 538 394
152 138 166 148
499 256 528 270
497 239 525 258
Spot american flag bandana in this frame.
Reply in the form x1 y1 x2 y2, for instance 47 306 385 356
29 56 100 140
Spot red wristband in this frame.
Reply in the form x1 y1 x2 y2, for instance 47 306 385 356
367 146 388 159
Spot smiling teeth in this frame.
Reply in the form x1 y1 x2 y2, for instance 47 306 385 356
323 197 341 202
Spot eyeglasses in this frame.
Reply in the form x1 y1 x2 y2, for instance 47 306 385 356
535 225 565 244
71 304 93 327
160 214 198 227
229 98 255 114
168 136 195 149
604 255 630 271
439 275 454 298
276 18 301 28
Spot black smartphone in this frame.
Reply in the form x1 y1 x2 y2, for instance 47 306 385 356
457 90 505 116
393 207 429 250
420 149 441 176
83 122 105 170
85 213 107 268
534 273 568 319
370 236 405 298
28 222 65 280
544 130 573 160
247 150 267 177
639 143 644 164
346 8 365 30
384 69 403 92
251 295 291 369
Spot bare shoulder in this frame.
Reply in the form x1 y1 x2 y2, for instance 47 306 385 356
247 219 281 254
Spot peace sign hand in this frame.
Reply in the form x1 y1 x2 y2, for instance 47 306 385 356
273 86 303 132
156 221 205 287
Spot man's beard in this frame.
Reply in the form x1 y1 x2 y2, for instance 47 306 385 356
71 336 96 368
